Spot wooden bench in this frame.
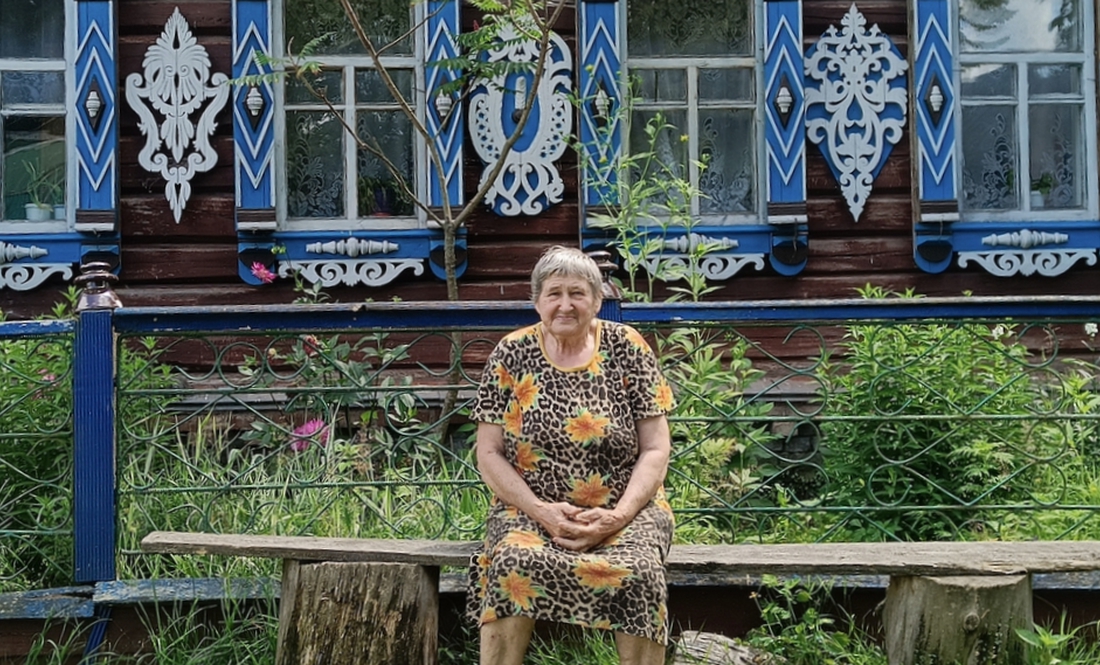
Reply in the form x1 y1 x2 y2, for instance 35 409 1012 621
140 532 1100 665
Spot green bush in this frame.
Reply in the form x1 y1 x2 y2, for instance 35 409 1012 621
819 286 1083 541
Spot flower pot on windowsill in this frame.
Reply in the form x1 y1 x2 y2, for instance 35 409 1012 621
1030 191 1046 209
24 203 52 221
53 205 66 220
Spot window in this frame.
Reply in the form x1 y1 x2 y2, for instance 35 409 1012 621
958 0 1096 219
0 0 67 229
624 0 758 221
278 0 419 230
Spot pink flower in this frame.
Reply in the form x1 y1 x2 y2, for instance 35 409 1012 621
289 419 330 452
301 334 321 357
251 262 276 284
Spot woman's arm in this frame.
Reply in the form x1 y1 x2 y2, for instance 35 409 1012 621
475 421 582 538
553 414 671 551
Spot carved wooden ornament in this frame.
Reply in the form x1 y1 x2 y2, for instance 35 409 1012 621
469 20 572 216
805 4 908 222
125 8 229 223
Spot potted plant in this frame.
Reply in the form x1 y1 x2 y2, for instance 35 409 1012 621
23 163 62 221
1030 173 1054 209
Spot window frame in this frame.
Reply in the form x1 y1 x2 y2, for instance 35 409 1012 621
955 0 1098 223
273 0 427 233
619 0 766 226
0 0 73 234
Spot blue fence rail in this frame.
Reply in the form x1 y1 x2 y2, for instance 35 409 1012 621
5 267 1100 592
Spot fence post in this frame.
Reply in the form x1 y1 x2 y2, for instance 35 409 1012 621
73 262 122 583
589 250 623 324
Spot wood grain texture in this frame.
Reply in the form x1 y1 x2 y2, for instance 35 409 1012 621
277 560 437 665
141 532 1100 576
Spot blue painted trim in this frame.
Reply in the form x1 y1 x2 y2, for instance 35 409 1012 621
275 229 432 260
914 0 956 203
0 233 85 262
425 0 463 208
624 298 1100 323
950 220 1100 252
0 319 74 338
82 604 112 661
578 0 622 210
232 0 276 213
114 303 538 334
111 296 1100 335
428 233 467 280
75 0 118 214
764 0 806 205
0 587 94 619
73 308 117 583
769 225 809 276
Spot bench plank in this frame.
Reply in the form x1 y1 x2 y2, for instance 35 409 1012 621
141 532 1100 576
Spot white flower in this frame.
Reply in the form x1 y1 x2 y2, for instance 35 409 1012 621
991 325 1006 339
1085 322 1098 337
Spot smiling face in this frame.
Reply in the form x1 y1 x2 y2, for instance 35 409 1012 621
535 274 600 343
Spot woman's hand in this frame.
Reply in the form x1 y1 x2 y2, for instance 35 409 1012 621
533 501 585 539
551 508 627 552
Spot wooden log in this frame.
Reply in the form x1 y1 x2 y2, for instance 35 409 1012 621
672 630 783 664
276 560 439 665
884 575 1032 665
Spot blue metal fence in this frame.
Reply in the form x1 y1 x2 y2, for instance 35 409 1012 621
5 275 1100 592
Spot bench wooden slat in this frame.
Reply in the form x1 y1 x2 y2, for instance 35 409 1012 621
141 531 1100 576
140 531 478 567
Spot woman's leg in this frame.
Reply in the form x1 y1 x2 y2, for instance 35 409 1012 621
480 616 536 665
614 631 666 665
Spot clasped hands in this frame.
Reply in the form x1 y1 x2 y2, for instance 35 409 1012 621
538 501 626 552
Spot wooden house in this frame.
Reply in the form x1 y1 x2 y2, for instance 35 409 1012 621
0 0 1096 319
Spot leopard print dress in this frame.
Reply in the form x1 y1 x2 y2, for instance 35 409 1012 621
468 320 675 645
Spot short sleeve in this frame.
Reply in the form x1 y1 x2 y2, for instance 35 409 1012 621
618 324 675 420
471 342 511 425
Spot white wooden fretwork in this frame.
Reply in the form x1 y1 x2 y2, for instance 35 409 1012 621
125 8 230 223
304 239 399 257
469 21 572 216
957 250 1098 277
0 265 74 291
0 241 71 291
642 254 766 282
278 260 425 287
805 4 908 222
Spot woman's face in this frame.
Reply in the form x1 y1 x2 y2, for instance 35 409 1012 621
535 274 599 341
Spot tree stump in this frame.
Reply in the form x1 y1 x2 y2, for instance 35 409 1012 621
883 575 1032 665
276 560 439 665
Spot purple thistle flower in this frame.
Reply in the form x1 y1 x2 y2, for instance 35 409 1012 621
251 262 277 284
289 419 330 452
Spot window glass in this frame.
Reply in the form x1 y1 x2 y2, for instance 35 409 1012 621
282 0 419 225
0 0 64 59
285 0 411 56
960 0 1080 53
286 112 345 218
2 116 65 221
958 0 1092 217
627 0 752 57
626 0 757 219
2 72 65 106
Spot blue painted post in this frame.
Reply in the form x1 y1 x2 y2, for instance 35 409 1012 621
589 250 622 324
73 263 122 583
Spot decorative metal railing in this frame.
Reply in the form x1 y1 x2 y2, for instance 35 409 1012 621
0 319 74 593
4 270 1100 590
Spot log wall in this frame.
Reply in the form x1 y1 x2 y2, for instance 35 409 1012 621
0 0 1097 318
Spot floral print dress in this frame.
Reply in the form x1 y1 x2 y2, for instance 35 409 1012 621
468 320 676 644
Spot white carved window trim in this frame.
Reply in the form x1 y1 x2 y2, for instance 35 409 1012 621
273 0 426 232
620 1 764 226
955 0 1098 223
0 1 73 234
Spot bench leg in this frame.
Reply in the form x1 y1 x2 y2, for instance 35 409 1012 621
276 560 439 665
884 574 1032 665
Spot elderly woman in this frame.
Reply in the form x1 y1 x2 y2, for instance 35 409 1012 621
469 246 675 665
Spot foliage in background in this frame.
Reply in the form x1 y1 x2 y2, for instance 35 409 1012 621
818 285 1090 541
744 575 887 665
